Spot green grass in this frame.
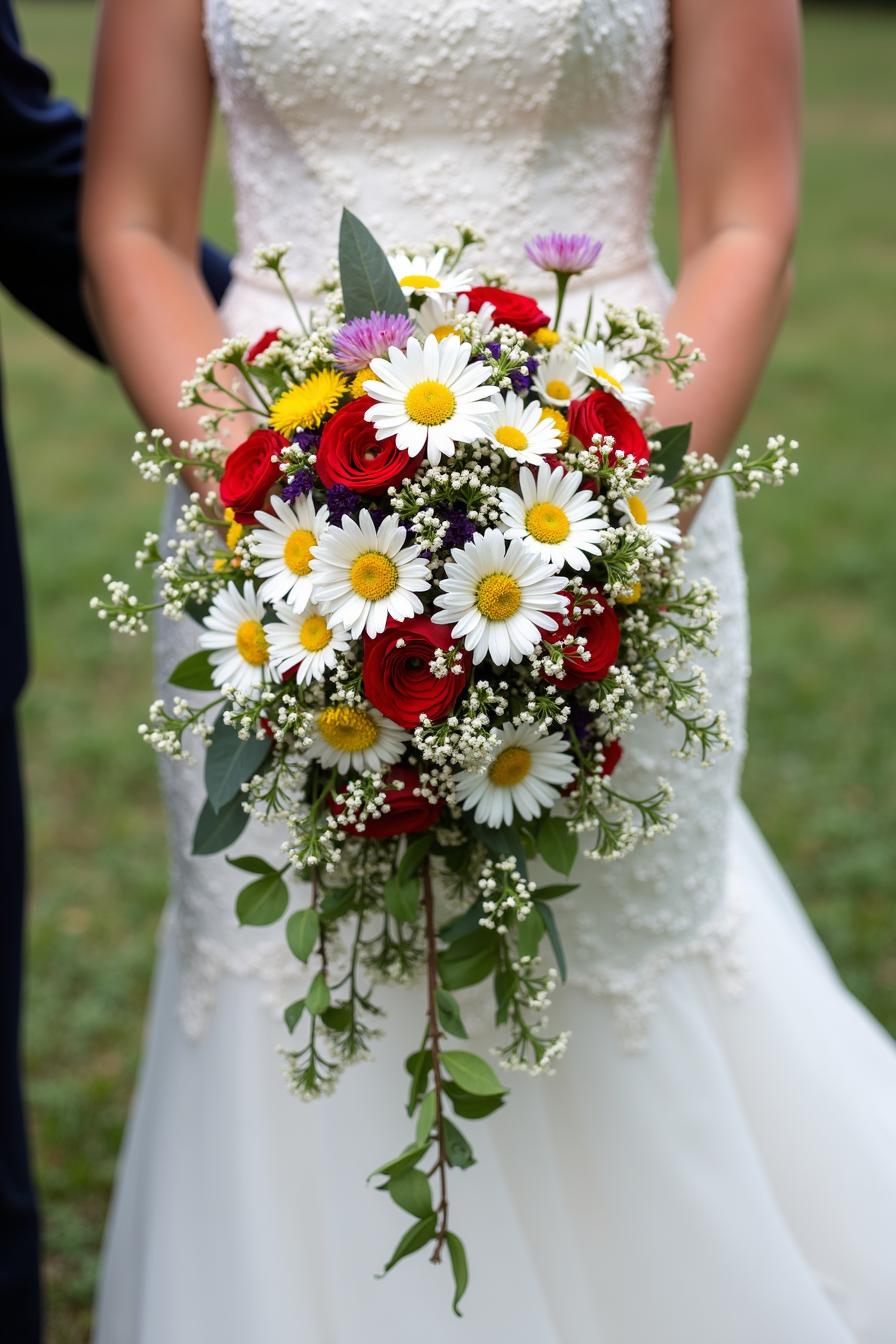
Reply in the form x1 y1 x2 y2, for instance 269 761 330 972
3 4 895 1340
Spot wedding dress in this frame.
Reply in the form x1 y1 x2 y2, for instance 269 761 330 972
93 2 896 1340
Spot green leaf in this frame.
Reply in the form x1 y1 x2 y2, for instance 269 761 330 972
442 1117 476 1169
396 833 434 884
536 815 578 876
444 1081 505 1121
339 208 409 321
380 1213 437 1276
226 854 275 875
384 874 420 924
535 900 568 983
235 872 289 926
469 820 528 872
517 907 545 961
306 971 330 1016
405 1047 432 1114
387 1168 433 1219
446 1232 469 1317
192 793 249 855
494 967 518 1025
321 1002 352 1031
651 421 692 480
285 907 320 962
438 945 499 992
169 649 216 691
204 714 271 812
284 999 305 1033
533 882 578 902
442 1050 507 1098
435 844 470 875
415 1090 437 1146
371 1142 430 1181
318 886 355 921
439 897 485 944
435 988 468 1039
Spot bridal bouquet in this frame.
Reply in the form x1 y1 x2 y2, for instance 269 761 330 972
95 212 797 1309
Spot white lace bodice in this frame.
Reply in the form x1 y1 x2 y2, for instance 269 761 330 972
156 0 751 1046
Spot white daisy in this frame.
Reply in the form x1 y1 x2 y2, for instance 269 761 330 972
363 334 498 466
499 464 608 571
614 477 681 549
309 508 430 639
572 339 653 412
416 293 495 343
249 494 329 611
432 528 567 666
481 390 562 467
455 722 576 828
307 703 408 774
199 581 277 696
531 347 589 407
265 602 350 686
389 247 474 305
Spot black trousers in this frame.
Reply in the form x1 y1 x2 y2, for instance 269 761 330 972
0 711 40 1341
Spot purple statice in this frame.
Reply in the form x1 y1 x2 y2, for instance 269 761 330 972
282 469 316 502
441 507 476 553
292 429 320 451
510 355 539 395
524 232 603 277
325 483 361 525
567 698 597 752
332 312 417 372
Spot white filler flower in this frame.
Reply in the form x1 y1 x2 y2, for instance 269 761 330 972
389 247 474 304
309 509 430 638
416 293 494 343
531 347 589 407
482 390 562 467
199 581 276 695
614 477 681 548
307 704 407 774
572 339 653 413
499 463 608 570
363 333 498 465
251 494 329 611
433 528 567 665
265 602 350 686
456 722 576 827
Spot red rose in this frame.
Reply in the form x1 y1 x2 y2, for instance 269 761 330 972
546 593 620 689
246 329 281 362
363 616 472 731
220 429 288 525
601 739 623 777
567 390 650 470
329 764 444 839
316 397 418 496
465 285 550 337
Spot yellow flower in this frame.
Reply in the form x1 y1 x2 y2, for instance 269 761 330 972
223 507 244 550
350 366 374 399
532 327 561 348
539 406 569 449
270 369 348 434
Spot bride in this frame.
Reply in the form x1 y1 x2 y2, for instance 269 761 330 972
81 1 896 1340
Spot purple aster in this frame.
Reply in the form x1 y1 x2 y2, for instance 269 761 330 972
282 469 316 502
332 312 417 373
325 483 361 525
524 232 603 277
441 507 477 552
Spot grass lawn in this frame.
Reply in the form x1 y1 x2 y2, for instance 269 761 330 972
3 4 895 1339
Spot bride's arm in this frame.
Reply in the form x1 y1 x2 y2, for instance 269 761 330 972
80 0 227 491
654 0 801 497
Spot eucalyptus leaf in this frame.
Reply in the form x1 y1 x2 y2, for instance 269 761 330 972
446 1232 469 1317
651 421 692 480
535 899 568 983
388 1168 433 1219
235 872 289 927
305 971 331 1016
536 815 578 876
380 1213 437 1276
283 999 305 1034
443 1118 476 1170
168 649 216 691
204 714 271 812
286 907 320 963
191 793 249 855
339 208 409 321
435 988 468 1039
442 1050 506 1098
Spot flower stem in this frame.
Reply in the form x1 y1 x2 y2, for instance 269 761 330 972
422 857 449 1262
553 272 571 331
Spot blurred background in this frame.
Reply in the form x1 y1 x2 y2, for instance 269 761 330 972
2 2 895 1339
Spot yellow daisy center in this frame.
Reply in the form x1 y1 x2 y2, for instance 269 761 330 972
405 380 456 426
350 366 374 399
400 273 440 289
545 378 571 400
533 327 561 348
318 706 379 752
270 369 348 434
349 551 399 601
592 365 623 393
617 581 642 605
489 746 532 788
539 406 570 448
476 572 522 621
628 496 649 526
284 528 316 575
299 614 332 653
494 425 529 453
526 501 570 544
235 619 269 667
431 322 457 341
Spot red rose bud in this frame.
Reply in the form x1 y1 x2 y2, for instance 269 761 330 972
546 592 620 689
567 390 650 472
316 397 419 496
329 765 444 839
220 428 288 525
465 285 550 337
601 739 623 777
363 616 472 731
246 329 281 362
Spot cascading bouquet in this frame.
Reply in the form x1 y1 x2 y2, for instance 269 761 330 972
95 212 797 1310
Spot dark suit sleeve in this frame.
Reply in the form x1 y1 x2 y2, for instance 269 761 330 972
0 1 230 362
